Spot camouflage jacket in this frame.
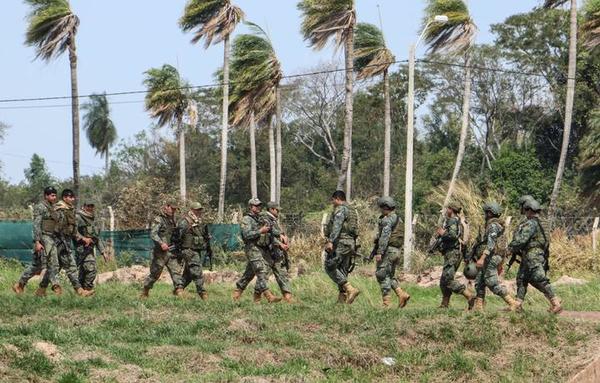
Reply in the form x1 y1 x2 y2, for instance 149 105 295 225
325 203 357 243
177 211 209 250
258 211 283 248
150 211 177 246
76 210 105 253
439 217 460 252
241 212 262 246
32 200 55 242
508 216 546 256
481 218 504 258
375 212 400 255
54 200 83 241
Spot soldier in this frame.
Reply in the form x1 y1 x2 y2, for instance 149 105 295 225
39 189 94 297
374 197 410 308
260 202 293 303
12 186 58 295
436 201 474 308
75 202 107 293
140 200 185 298
472 202 519 311
508 198 562 313
323 190 360 304
177 202 210 300
233 198 281 303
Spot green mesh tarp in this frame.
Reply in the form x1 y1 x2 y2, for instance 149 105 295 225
0 220 241 263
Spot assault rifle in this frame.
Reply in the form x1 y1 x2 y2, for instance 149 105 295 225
364 238 379 263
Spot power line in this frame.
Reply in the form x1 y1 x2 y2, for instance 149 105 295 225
0 151 104 170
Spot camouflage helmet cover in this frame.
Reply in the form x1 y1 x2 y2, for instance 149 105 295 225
267 201 280 210
190 202 203 210
482 201 502 216
463 262 478 280
522 199 542 212
377 196 396 209
518 195 535 207
248 198 262 206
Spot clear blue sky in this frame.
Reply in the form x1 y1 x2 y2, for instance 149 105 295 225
0 0 539 183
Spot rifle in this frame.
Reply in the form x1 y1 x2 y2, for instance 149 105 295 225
506 249 522 273
204 241 214 271
364 238 378 263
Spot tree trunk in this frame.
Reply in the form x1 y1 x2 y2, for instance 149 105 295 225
442 55 472 209
249 111 258 199
336 26 354 199
549 0 577 214
179 121 187 201
276 87 282 204
217 36 231 222
269 115 277 202
403 43 416 272
68 40 80 199
383 68 391 197
105 150 110 176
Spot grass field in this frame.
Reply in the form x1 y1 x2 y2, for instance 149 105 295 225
1 260 600 383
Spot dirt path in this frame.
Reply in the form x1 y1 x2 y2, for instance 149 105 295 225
560 311 600 321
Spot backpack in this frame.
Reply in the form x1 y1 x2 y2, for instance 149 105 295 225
388 215 404 248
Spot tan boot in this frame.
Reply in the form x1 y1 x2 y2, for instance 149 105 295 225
76 288 93 297
548 297 563 314
52 285 63 296
336 292 347 304
140 287 150 299
232 288 243 301
253 291 262 303
199 292 208 301
173 288 184 297
382 294 392 308
35 287 47 297
344 283 360 304
515 298 524 312
462 289 475 310
473 297 485 311
394 287 410 308
12 282 25 295
263 290 282 303
503 295 520 312
438 294 451 308
282 293 293 303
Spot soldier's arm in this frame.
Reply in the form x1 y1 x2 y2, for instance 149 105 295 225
241 216 261 240
150 217 165 244
32 204 44 243
484 223 502 255
376 216 394 255
440 220 459 241
508 221 536 251
328 207 347 243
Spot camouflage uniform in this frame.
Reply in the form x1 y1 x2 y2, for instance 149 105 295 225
178 210 209 295
259 211 291 294
324 202 358 292
374 212 403 296
475 218 507 298
235 212 270 294
75 209 105 290
143 211 185 291
509 217 555 301
439 217 466 296
17 200 57 288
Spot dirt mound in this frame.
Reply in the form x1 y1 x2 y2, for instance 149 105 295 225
555 276 588 286
33 341 61 362
97 266 241 285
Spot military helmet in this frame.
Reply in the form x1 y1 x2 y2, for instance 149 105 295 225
248 198 262 206
482 201 502 217
267 201 280 210
377 196 396 209
190 202 203 210
463 262 478 280
518 195 535 207
447 201 462 213
165 199 179 208
522 199 542 212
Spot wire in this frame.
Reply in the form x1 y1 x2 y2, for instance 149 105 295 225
0 151 104 170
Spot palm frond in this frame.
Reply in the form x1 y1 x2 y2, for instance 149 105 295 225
422 0 477 55
180 0 244 48
24 0 79 61
582 0 600 49
143 65 193 129
82 93 117 158
542 0 570 9
353 22 395 79
298 0 355 50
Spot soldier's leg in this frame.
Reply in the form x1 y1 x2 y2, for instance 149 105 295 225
485 255 507 298
474 265 487 299
58 244 82 290
528 260 555 300
442 251 466 295
270 254 291 294
375 254 393 296
516 263 529 301
40 239 59 289
165 254 185 290
324 241 353 290
248 248 269 294
81 251 97 290
17 252 44 287
143 249 169 290
183 249 205 294
235 253 256 292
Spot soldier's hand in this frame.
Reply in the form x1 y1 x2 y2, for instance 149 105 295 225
259 225 270 234
436 228 446 236
280 243 289 251
281 234 289 244
82 237 93 246
160 242 169 251
476 259 484 269
375 254 382 263
34 241 44 253
324 242 334 253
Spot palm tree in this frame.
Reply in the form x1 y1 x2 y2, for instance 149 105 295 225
24 0 81 196
582 0 600 49
82 93 117 175
422 0 477 209
143 64 196 201
180 0 244 221
543 0 577 213
298 0 356 198
353 22 395 197
229 24 283 199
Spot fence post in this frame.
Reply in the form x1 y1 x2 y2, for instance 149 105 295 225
504 216 512 242
593 217 599 254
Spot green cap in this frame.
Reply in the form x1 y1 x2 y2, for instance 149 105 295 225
190 202 203 210
447 201 462 213
248 198 262 206
482 201 502 217
267 201 280 210
377 196 396 209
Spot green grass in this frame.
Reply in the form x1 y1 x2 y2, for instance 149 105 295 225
1 261 599 382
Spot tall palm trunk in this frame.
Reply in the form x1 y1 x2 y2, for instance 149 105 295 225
337 27 354 199
249 111 258 199
104 151 110 176
178 121 187 201
275 88 282 204
68 40 80 198
218 37 231 221
269 115 277 202
443 55 472 208
549 0 577 214
383 68 391 197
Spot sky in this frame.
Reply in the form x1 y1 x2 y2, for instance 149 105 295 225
0 0 540 183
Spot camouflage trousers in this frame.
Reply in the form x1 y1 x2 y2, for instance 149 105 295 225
324 238 356 291
236 245 269 293
375 246 403 296
181 248 206 294
41 237 81 290
440 249 466 296
264 249 291 294
75 246 97 290
475 254 507 298
18 249 47 287
143 248 185 290
516 251 555 301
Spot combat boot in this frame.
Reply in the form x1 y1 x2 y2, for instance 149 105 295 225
76 288 93 297
140 287 150 299
382 294 392 308
394 287 410 308
548 297 563 314
462 288 475 310
515 298 524 312
473 297 485 311
253 291 262 303
438 294 451 308
35 287 47 297
52 285 63 296
502 295 520 312
173 288 184 297
343 283 360 304
336 292 347 304
282 293 293 303
12 282 25 295
232 288 243 301
263 290 282 303
199 292 208 301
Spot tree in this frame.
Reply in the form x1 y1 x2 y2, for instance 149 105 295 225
422 0 477 208
228 24 282 199
180 0 244 221
298 0 356 198
24 154 54 203
354 22 394 196
582 0 600 49
82 93 117 175
143 64 196 201
543 0 578 213
24 0 81 197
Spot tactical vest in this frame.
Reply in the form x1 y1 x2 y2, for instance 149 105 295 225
77 213 97 238
181 215 207 250
326 204 358 240
157 214 176 243
525 218 547 252
56 205 77 236
40 202 57 234
388 214 404 248
257 212 274 248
